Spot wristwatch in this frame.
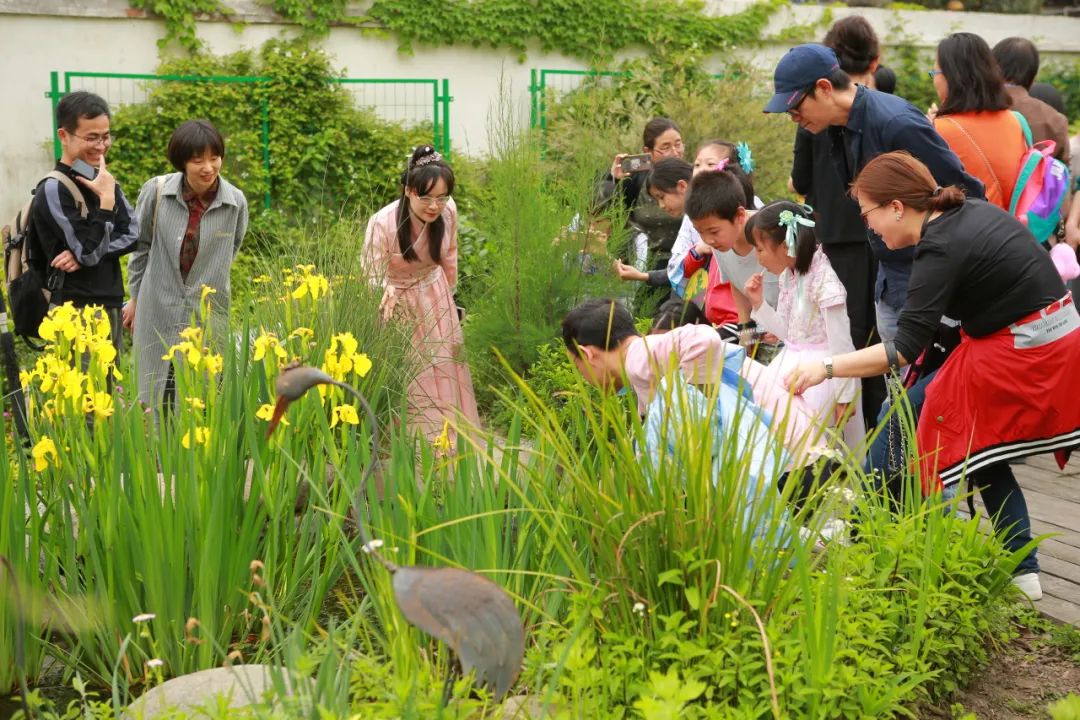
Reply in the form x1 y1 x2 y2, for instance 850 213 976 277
822 357 834 380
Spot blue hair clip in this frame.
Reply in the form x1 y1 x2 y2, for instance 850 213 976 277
735 142 754 174
777 204 815 257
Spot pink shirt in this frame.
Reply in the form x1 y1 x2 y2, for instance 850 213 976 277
624 325 818 462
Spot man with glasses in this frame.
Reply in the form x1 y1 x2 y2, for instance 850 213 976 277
764 43 982 343
31 91 138 354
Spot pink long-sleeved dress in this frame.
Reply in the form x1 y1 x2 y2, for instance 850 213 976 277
362 199 480 443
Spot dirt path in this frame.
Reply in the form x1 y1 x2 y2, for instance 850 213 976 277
927 622 1080 719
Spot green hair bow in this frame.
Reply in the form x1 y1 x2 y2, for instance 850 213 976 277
777 205 815 257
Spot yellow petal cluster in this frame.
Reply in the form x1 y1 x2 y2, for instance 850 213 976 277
181 426 210 449
32 437 59 471
330 404 360 428
253 331 288 363
20 304 120 422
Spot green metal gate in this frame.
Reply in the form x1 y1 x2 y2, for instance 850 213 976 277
529 68 627 131
47 71 452 209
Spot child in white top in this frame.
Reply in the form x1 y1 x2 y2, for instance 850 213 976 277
744 201 865 452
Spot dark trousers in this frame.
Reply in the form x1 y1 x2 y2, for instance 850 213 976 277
821 242 886 425
971 463 1039 574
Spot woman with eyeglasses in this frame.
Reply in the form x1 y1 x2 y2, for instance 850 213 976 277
928 32 1027 210
786 151 1080 602
604 117 686 315
361 145 480 447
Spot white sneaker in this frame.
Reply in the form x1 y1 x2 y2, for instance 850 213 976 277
1012 572 1043 601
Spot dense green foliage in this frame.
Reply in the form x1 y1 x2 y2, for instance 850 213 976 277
127 0 783 61
106 40 430 242
540 52 798 210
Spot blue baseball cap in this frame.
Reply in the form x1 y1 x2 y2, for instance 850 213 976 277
763 44 841 114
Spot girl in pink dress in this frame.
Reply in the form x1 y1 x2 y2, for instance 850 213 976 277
744 201 865 453
361 146 480 445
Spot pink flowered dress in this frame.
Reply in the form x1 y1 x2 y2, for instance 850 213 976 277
752 248 865 452
362 198 480 444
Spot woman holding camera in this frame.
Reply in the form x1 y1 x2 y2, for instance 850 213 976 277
604 117 686 313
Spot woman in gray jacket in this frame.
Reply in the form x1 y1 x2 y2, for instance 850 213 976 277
125 119 248 408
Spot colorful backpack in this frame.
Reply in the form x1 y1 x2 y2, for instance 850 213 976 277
1008 111 1071 245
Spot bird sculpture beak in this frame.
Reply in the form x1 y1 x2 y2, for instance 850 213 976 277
266 365 336 437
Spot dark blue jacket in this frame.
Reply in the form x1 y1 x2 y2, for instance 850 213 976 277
827 86 985 309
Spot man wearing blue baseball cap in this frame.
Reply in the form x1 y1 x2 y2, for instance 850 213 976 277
764 43 983 344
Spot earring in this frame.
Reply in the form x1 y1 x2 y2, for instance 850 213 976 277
895 214 902 221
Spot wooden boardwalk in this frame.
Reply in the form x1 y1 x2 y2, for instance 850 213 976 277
1005 454 1080 625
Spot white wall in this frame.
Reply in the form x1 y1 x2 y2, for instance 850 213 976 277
2 1 1079 222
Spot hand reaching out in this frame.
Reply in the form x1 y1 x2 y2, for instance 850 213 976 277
614 259 648 282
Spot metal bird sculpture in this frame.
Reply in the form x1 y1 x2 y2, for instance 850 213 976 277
268 365 524 702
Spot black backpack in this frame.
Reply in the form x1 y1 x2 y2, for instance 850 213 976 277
2 171 87 348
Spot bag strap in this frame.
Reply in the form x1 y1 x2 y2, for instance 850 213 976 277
151 175 167 241
1012 110 1034 148
942 117 1003 206
43 170 89 219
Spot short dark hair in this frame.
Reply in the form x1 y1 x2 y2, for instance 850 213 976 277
805 69 853 99
643 117 680 150
684 165 750 222
562 299 638 357
745 201 818 275
56 91 110 134
646 157 692 194
823 16 879 75
937 33 1010 116
167 120 226 172
650 298 706 332
873 66 897 95
992 37 1039 89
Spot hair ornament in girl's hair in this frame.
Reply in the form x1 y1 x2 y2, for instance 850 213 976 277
412 146 443 168
712 158 730 173
735 142 754 173
777 204 815 257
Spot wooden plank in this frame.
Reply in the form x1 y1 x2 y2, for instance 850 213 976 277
1023 454 1080 476
1039 572 1080 606
1033 593 1080 625
1038 554 1080 587
1014 467 1080 503
1008 489 1080 544
1038 537 1080 567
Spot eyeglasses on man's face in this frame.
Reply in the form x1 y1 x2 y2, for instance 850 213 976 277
927 69 944 80
71 132 113 147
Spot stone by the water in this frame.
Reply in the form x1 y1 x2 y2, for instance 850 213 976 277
125 665 292 719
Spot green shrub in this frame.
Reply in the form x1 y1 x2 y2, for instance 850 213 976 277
106 39 431 245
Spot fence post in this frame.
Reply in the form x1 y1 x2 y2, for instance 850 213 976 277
440 79 451 159
260 95 271 210
48 71 62 160
539 70 548 131
529 68 538 129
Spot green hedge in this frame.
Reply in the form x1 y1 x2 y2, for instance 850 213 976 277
106 39 430 246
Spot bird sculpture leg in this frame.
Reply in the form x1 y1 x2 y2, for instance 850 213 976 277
440 658 457 707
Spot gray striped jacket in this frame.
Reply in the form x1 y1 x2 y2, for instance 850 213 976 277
128 172 247 406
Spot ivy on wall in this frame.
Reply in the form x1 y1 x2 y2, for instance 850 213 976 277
128 0 785 59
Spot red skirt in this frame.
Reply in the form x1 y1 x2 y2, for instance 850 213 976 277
917 293 1080 492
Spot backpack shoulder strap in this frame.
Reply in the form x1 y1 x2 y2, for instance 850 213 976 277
1012 110 1033 148
42 170 89 219
151 174 167 241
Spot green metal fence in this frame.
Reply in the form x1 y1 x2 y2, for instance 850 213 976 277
529 67 736 132
529 68 627 131
47 71 452 209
